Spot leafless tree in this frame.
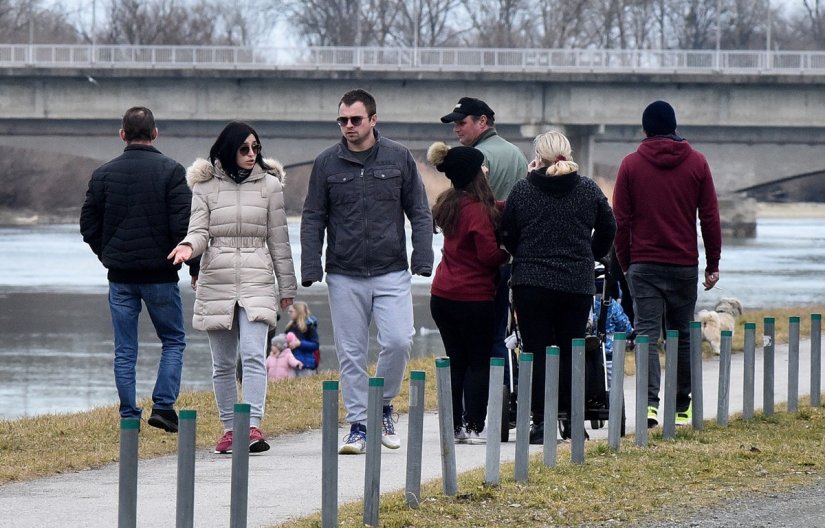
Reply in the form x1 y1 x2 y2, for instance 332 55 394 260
388 0 463 47
94 0 269 46
461 0 534 47
0 0 80 44
800 0 825 46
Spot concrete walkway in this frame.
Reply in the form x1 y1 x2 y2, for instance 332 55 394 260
0 339 819 528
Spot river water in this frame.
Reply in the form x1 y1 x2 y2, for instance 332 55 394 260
1 218 823 420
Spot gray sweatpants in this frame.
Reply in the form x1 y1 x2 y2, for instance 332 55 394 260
327 271 414 424
207 305 269 431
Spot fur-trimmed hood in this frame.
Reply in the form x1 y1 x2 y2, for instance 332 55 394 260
186 157 285 189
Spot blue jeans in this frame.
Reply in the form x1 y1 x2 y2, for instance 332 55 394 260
109 282 186 418
626 263 698 412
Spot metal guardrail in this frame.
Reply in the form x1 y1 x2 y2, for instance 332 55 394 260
2 44 825 74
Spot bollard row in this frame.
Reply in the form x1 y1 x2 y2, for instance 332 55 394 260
116 313 823 527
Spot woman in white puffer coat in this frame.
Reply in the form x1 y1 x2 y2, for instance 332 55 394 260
169 121 297 454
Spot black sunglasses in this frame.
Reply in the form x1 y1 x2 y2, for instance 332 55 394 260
336 115 369 127
238 143 261 156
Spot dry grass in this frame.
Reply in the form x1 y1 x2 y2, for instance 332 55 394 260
279 403 825 528
0 357 439 484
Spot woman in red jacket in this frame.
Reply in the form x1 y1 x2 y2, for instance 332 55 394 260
427 142 510 445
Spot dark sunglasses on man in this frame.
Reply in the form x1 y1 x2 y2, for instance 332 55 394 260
336 115 370 127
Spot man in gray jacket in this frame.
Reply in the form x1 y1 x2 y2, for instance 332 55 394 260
301 89 433 454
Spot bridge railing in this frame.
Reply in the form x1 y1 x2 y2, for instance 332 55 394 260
2 44 825 74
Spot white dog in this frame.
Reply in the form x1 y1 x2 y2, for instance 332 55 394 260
697 298 744 355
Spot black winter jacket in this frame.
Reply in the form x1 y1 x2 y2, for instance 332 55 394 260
300 131 433 285
500 170 616 295
80 144 197 283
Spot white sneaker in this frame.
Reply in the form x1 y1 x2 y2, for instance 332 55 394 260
466 429 487 445
338 425 366 455
381 406 401 449
454 426 469 444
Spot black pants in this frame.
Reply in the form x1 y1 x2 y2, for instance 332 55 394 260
512 286 592 419
430 295 494 432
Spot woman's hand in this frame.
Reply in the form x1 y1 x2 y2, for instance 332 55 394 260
190 276 198 291
168 244 193 265
280 297 294 310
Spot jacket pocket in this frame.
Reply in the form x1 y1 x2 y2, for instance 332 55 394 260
327 171 360 205
370 168 402 201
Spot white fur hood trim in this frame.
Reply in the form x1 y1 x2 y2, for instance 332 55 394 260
186 157 286 189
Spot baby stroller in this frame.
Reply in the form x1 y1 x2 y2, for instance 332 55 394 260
500 260 626 442
578 260 627 436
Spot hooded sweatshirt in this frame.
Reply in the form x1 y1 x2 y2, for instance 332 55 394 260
612 137 721 274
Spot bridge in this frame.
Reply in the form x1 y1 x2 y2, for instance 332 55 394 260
2 44 825 193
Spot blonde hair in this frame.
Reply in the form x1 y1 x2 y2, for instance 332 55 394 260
534 130 579 176
286 301 310 333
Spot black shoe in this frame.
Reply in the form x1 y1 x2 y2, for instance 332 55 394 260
529 421 544 445
148 408 178 433
559 419 571 440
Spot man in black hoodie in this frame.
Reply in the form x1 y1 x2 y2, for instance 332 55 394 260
80 106 197 433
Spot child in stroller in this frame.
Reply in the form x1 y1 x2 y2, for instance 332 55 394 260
587 261 634 389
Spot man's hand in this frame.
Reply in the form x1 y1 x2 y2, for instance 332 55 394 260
703 271 720 290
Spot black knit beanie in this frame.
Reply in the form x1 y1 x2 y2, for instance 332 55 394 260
642 100 677 136
438 146 484 189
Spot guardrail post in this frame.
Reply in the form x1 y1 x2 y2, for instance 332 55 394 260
743 323 756 420
788 316 800 412
717 331 732 427
229 403 250 528
543 346 560 467
485 359 504 486
363 377 384 526
176 410 197 528
571 338 586 464
435 358 457 496
635 336 649 447
812 314 822 407
689 321 703 430
321 381 338 527
764 317 775 416
118 417 139 528
514 352 533 482
662 330 678 439
405 372 426 506
608 333 626 451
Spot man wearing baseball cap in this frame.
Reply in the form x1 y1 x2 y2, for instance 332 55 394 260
440 97 527 200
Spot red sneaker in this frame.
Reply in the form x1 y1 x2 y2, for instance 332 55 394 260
249 427 270 453
214 431 233 454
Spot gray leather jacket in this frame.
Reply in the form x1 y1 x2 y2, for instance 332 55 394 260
300 131 433 286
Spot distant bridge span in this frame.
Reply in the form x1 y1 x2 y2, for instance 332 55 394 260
1 44 825 192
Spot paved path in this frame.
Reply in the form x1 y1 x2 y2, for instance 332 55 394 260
0 339 819 528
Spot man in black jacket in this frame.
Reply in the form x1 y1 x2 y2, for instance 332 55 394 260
80 107 197 433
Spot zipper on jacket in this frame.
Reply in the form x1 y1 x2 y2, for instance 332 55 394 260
360 167 371 276
235 184 242 306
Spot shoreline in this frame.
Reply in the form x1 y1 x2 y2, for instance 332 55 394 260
3 202 825 226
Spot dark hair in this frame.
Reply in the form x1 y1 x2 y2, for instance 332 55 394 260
121 106 155 142
209 121 269 176
432 171 499 237
339 89 377 116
